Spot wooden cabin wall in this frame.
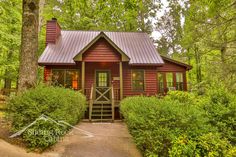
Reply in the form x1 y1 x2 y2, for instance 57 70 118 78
123 63 158 97
84 62 120 89
83 38 121 62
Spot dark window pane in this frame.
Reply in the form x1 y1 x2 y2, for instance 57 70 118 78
65 70 79 90
52 69 79 90
132 70 144 91
176 73 183 91
52 70 64 87
158 73 164 93
166 73 174 90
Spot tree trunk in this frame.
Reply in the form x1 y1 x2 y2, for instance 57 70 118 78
38 0 45 32
18 0 40 92
139 0 145 32
3 49 13 96
194 45 202 83
186 48 192 87
4 76 11 96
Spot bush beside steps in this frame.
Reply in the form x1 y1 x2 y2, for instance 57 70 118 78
7 85 86 151
120 90 236 157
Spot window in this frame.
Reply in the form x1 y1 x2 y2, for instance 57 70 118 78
176 73 183 91
157 73 164 93
132 70 144 91
166 73 174 90
52 69 64 86
52 69 79 90
97 72 109 87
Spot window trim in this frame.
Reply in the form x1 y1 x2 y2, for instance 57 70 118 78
51 69 80 90
157 72 165 94
156 71 186 93
165 72 175 92
131 69 145 92
175 72 184 91
95 70 111 88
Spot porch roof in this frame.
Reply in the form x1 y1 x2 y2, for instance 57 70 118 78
38 31 164 65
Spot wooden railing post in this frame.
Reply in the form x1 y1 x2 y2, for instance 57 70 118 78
89 84 94 121
119 62 123 100
81 61 85 93
111 84 115 122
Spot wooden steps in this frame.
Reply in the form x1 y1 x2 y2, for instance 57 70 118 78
91 103 113 122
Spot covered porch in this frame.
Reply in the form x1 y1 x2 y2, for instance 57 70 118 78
81 62 124 121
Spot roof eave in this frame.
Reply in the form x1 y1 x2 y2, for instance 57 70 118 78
161 55 192 70
129 63 164 66
38 62 76 66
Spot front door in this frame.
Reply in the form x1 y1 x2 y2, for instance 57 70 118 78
95 71 111 102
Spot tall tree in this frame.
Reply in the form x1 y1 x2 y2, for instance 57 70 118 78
181 0 236 91
0 0 21 93
156 0 185 55
18 0 40 92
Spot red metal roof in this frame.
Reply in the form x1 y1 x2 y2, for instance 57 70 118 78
38 31 164 65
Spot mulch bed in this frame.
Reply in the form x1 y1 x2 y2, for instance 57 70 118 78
0 113 26 148
0 95 27 148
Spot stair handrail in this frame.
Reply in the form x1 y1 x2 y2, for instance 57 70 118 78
111 84 115 121
89 84 94 121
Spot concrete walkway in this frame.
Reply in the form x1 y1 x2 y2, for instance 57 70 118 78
0 139 41 157
0 122 142 157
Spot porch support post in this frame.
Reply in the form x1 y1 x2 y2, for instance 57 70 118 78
82 61 85 93
119 62 123 100
183 72 187 91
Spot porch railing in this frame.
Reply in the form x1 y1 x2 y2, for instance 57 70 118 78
111 84 115 121
89 84 94 121
84 87 120 102
84 88 91 100
86 84 119 121
94 87 112 103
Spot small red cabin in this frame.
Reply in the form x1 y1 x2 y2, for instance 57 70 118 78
39 18 192 121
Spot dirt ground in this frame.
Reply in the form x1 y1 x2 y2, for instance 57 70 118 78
0 111 26 147
0 122 142 157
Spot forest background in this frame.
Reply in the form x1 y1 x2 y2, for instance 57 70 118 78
0 0 235 93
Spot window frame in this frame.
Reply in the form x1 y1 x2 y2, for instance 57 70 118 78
131 69 145 92
95 70 110 88
157 72 165 94
166 72 174 90
175 72 184 91
51 69 80 90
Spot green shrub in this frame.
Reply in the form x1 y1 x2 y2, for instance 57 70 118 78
121 94 236 157
165 91 196 104
120 96 219 157
207 86 232 105
203 87 236 144
169 133 232 157
7 85 86 150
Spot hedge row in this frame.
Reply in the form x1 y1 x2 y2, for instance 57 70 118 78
120 89 236 157
7 85 86 150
